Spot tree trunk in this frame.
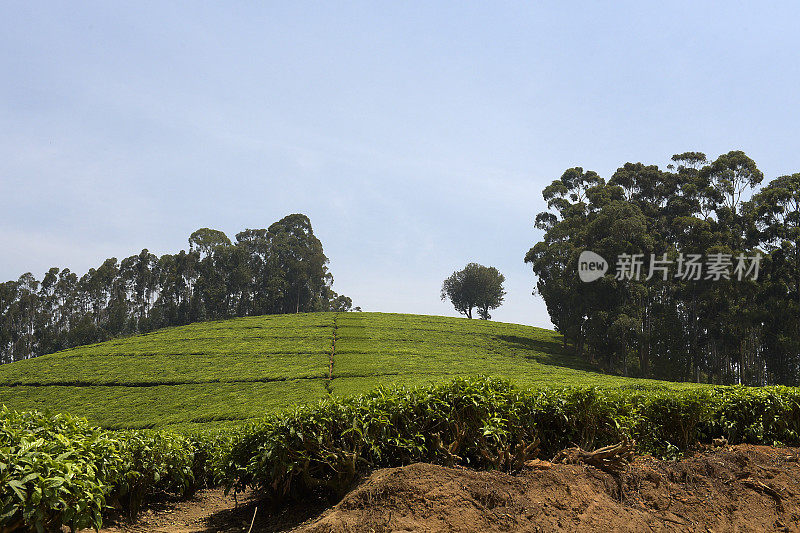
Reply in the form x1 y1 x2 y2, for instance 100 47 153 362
622 342 628 377
739 337 745 385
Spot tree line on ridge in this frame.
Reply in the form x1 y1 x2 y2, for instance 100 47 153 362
0 213 355 364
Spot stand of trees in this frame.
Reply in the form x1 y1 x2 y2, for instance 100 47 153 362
0 214 356 364
526 151 800 385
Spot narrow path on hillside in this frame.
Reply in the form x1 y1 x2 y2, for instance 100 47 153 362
98 486 328 532
324 313 338 394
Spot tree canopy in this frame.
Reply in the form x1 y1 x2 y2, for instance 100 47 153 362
526 151 800 385
441 263 506 319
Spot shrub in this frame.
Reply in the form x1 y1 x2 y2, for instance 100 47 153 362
705 386 800 445
111 432 196 519
634 389 713 454
0 407 229 531
0 407 124 532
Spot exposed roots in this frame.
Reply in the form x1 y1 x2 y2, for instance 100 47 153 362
551 439 636 475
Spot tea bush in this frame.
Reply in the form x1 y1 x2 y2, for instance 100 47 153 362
0 407 226 532
0 407 124 532
111 432 196 519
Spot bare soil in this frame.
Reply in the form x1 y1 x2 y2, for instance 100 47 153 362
101 444 800 532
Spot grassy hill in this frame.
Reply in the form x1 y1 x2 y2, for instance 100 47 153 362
0 312 696 431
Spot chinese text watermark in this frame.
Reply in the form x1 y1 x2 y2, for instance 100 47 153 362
578 251 761 283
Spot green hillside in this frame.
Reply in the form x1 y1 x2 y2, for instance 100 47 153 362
0 312 695 431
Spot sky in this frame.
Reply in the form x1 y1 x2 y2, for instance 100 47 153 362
2 2 799 328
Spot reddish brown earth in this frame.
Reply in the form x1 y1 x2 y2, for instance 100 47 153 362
101 445 800 532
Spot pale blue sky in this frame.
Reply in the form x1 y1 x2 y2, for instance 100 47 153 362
2 2 799 327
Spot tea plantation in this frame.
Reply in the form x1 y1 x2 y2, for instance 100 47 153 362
0 312 693 431
4 313 799 532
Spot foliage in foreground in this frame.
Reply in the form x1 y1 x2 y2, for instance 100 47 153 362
224 376 800 502
0 407 228 532
0 408 121 531
4 376 800 531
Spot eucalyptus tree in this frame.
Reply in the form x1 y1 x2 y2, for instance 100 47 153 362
525 168 603 353
266 214 331 314
752 173 800 383
0 280 19 363
235 228 271 315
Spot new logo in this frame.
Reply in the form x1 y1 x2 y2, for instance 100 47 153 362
578 251 608 282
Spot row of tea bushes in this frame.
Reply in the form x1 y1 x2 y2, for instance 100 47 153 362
5 377 800 530
223 377 800 502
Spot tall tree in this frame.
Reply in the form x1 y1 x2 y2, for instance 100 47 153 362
266 214 331 314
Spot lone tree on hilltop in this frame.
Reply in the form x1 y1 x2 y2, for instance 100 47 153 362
441 263 506 319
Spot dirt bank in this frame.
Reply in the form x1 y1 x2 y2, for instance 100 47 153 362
103 444 800 532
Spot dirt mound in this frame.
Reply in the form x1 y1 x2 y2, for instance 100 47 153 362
101 445 800 532
299 445 800 532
